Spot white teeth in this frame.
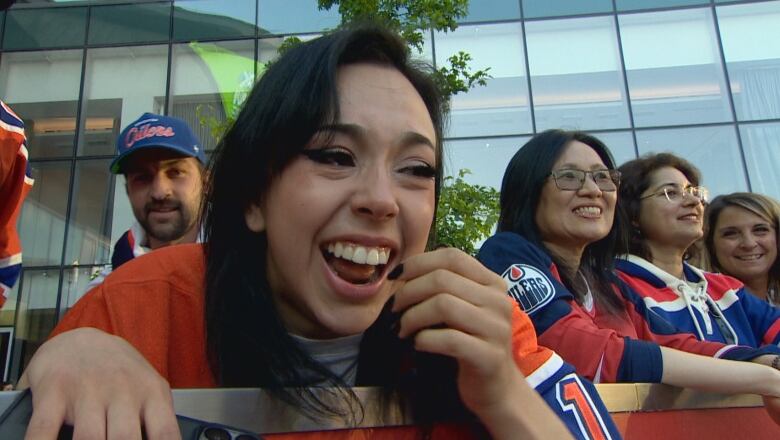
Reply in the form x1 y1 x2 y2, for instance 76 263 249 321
367 249 379 265
575 206 601 216
325 241 390 266
737 254 762 260
352 246 367 264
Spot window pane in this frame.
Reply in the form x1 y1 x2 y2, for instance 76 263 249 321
0 282 18 327
594 131 637 167
435 23 531 137
62 266 101 309
445 136 530 191
616 0 709 11
461 0 520 22
527 16 630 131
3 7 86 50
89 3 170 45
258 0 340 35
739 122 780 201
174 0 257 41
619 9 733 127
79 45 168 156
18 161 71 266
523 0 612 19
64 159 114 267
169 40 256 151
13 269 60 376
718 2 780 121
0 50 83 159
635 125 746 197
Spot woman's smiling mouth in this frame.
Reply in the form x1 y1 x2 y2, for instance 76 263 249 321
323 241 392 285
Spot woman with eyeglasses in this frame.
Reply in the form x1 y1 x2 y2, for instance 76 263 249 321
615 154 780 348
478 130 780 417
704 192 780 305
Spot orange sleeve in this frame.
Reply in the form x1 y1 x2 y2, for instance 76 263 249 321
49 285 116 339
509 300 554 377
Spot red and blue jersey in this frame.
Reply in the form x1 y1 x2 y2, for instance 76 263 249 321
616 255 780 348
477 232 780 384
0 101 33 307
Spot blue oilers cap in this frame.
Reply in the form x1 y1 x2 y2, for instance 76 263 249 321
110 112 205 174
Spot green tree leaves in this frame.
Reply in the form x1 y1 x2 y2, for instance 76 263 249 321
435 169 499 255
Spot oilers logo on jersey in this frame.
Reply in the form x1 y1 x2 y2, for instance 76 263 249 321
502 263 555 314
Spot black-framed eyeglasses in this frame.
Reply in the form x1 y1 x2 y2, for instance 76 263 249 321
639 185 709 203
549 169 621 192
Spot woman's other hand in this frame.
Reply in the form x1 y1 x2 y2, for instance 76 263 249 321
19 327 181 440
392 247 572 439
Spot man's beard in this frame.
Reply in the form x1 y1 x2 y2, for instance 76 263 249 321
138 200 193 243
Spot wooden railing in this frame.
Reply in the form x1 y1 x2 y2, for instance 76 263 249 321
2 385 779 438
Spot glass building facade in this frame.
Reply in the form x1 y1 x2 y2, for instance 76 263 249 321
1 0 779 381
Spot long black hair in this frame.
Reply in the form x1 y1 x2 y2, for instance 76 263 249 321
201 25 469 425
498 129 626 313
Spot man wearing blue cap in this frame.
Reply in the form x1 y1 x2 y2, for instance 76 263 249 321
87 112 205 289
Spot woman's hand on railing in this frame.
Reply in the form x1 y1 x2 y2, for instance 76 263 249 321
17 327 181 440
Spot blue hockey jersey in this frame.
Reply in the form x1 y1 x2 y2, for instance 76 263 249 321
616 255 780 348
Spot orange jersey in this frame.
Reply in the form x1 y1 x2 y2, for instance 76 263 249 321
52 244 620 439
0 101 33 306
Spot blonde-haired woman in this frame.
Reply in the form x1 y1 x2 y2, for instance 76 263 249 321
706 192 780 305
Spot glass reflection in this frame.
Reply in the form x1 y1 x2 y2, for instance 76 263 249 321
435 23 532 137
18 161 71 267
636 125 747 197
62 266 103 309
445 136 530 191
617 0 708 11
174 0 257 41
461 0 520 22
12 269 60 377
79 45 168 156
64 159 114 267
740 122 780 201
526 16 630 131
593 131 637 167
89 3 171 45
3 7 86 50
259 0 340 35
169 40 256 152
620 8 733 127
718 1 780 121
0 50 83 159
523 0 612 19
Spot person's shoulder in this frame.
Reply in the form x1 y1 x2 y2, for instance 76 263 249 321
699 268 745 293
478 232 550 270
103 243 205 291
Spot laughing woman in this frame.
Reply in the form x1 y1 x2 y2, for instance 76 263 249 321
705 192 780 305
13 28 628 440
615 154 780 348
478 130 780 418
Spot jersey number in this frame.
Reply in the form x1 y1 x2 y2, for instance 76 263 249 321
556 375 611 440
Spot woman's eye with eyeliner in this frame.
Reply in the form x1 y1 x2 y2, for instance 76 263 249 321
301 148 355 167
400 163 436 178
